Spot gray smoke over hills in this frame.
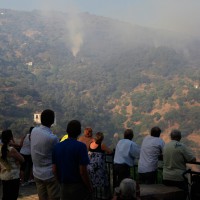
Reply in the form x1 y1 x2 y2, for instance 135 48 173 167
1 0 200 37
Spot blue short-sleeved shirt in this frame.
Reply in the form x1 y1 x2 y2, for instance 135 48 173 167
31 125 59 180
114 139 140 166
52 138 89 183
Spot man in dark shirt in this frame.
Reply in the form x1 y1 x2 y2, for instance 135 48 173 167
52 120 92 200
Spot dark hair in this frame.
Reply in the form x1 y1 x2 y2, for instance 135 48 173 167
66 120 81 138
1 129 13 161
94 132 104 144
28 126 34 140
170 129 181 141
150 127 161 137
124 129 134 140
41 109 54 127
29 127 34 134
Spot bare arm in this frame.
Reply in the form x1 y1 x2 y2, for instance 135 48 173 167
79 165 93 192
9 147 24 163
101 143 112 154
9 139 21 149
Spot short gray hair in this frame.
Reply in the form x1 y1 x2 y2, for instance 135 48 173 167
115 178 136 200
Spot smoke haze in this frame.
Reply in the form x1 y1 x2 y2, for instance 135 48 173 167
1 0 200 37
33 0 83 56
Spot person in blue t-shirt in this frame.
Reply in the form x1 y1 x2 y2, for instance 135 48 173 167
52 120 93 200
114 129 140 187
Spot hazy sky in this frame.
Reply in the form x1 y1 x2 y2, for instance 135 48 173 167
1 0 200 36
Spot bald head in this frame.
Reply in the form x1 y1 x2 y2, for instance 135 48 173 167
170 129 181 141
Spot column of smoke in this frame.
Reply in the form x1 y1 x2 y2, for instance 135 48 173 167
39 0 83 57
66 10 83 57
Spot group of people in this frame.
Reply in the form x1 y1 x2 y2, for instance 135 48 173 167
0 109 112 200
0 108 197 200
113 126 196 200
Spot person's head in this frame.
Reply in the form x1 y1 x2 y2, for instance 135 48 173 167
124 129 134 140
150 126 161 137
84 127 93 138
1 129 14 160
115 178 137 200
41 109 55 127
94 132 104 144
170 129 181 141
1 129 13 144
66 120 81 139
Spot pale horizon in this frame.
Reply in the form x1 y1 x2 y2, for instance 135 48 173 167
1 0 200 37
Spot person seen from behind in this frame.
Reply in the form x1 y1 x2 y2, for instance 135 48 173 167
112 178 141 200
52 120 93 200
163 129 196 200
31 109 60 200
0 129 24 200
114 129 140 187
78 127 94 150
138 126 165 184
20 126 34 186
87 132 112 198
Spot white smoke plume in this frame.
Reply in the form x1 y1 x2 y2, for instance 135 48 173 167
34 0 83 57
66 9 83 57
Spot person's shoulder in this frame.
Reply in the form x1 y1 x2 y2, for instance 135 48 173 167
131 140 139 147
154 137 164 144
77 140 88 149
8 146 18 154
178 142 186 148
78 135 84 141
117 139 126 145
167 140 183 148
141 135 150 142
77 139 86 146
54 140 62 149
148 135 163 143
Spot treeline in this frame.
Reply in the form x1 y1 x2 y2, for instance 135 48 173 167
0 9 199 146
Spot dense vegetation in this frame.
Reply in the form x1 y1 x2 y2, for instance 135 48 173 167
0 9 199 147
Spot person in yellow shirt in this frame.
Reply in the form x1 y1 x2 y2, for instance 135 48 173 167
60 134 68 142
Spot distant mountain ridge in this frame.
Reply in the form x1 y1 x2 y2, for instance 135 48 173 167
0 9 199 149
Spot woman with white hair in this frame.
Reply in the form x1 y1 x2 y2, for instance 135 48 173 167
112 178 141 200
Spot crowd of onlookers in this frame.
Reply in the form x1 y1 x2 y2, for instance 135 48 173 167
0 108 197 200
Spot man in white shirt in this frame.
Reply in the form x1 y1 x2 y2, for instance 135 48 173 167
114 129 140 187
31 109 60 200
138 126 164 184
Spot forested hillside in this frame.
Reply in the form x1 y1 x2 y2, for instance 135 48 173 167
0 9 199 148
